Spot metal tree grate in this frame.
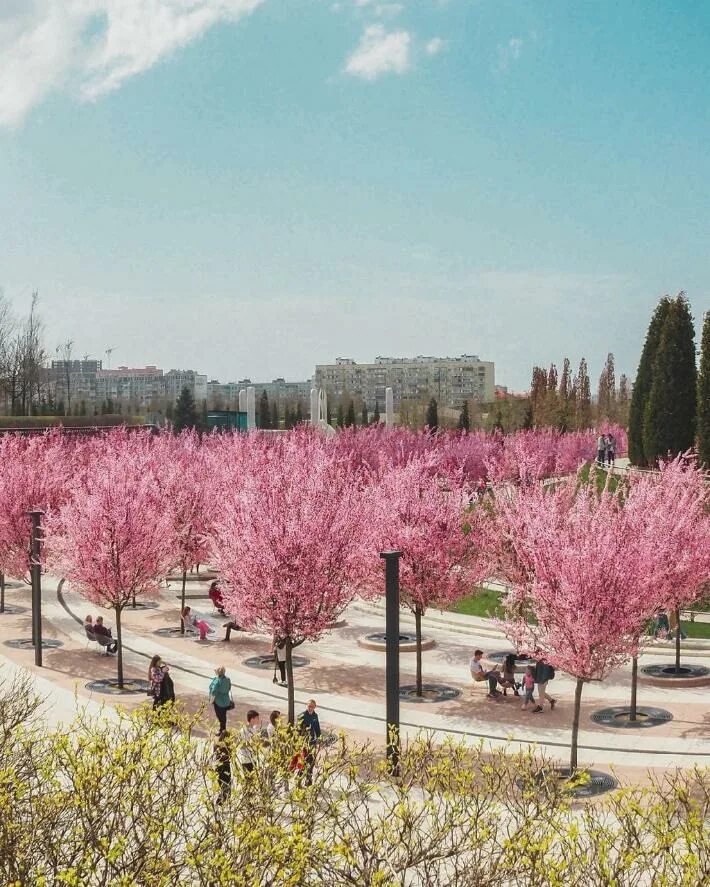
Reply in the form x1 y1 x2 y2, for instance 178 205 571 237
86 678 151 695
641 663 709 679
365 633 417 644
399 684 461 703
0 606 27 616
591 705 673 728
517 768 618 798
4 638 63 650
243 655 309 670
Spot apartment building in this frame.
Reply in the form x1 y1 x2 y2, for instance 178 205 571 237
46 359 103 407
314 355 495 409
95 366 164 407
240 377 313 403
163 369 208 403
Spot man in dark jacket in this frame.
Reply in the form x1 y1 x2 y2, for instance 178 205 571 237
298 699 321 786
532 661 557 713
93 616 118 654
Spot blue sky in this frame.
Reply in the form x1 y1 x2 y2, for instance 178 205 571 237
1 0 708 390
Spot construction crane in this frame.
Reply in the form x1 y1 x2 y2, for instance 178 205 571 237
105 346 116 369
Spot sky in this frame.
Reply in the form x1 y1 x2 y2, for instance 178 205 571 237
1 0 709 391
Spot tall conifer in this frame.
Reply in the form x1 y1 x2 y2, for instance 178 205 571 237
698 312 710 467
629 297 672 465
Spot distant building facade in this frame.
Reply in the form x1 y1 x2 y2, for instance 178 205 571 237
314 355 495 409
95 366 164 407
238 377 312 403
163 369 208 404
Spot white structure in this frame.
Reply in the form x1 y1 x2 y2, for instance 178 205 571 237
314 354 495 409
246 386 256 431
385 387 394 428
238 389 246 412
310 388 319 426
309 387 335 436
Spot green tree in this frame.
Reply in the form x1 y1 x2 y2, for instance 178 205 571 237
698 312 710 467
361 403 369 426
629 297 672 465
295 401 303 424
336 401 345 428
270 400 279 430
457 400 470 432
258 390 270 429
345 400 356 428
643 294 697 464
425 397 438 430
573 358 592 429
597 353 616 421
373 401 380 424
173 386 198 432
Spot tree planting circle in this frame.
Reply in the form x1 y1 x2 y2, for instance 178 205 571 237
359 633 436 652
486 651 537 670
153 627 205 639
517 768 618 798
86 678 151 695
243 655 309 670
123 601 159 610
399 684 461 703
4 638 63 650
0 605 27 616
641 663 710 679
1 580 24 590
591 705 673 728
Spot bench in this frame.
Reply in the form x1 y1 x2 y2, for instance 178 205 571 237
85 626 116 655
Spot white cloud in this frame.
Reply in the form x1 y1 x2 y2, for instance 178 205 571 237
425 36 445 56
345 24 411 80
0 0 265 127
497 35 523 72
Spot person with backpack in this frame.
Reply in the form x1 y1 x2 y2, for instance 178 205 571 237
532 660 557 713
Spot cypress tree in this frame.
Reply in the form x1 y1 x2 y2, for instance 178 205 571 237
628 297 672 465
574 359 592 429
270 400 279 430
698 312 710 467
258 390 270 429
336 402 344 428
425 397 438 430
642 294 697 464
174 386 198 433
373 401 380 424
458 401 470 432
345 400 356 428
295 401 303 424
361 403 369 426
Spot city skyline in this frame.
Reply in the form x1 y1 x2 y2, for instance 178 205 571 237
2 2 709 390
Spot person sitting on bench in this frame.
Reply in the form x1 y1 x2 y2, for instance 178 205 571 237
208 581 226 615
93 615 118 654
181 606 213 641
470 649 502 699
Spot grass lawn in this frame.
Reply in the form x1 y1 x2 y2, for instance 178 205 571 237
449 587 505 619
576 461 623 494
678 619 710 639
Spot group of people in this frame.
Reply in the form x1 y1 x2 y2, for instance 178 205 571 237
83 614 118 654
211 697 322 802
596 432 617 467
470 650 557 714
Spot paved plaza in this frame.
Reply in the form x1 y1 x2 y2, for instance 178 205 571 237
1 567 709 783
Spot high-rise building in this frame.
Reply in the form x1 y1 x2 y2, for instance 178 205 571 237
314 354 495 409
95 366 164 407
163 369 208 403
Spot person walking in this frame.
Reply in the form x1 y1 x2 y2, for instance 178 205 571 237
237 709 262 775
596 433 606 466
532 660 557 713
214 729 232 804
209 666 233 731
298 699 321 787
606 432 616 468
520 666 536 711
273 639 287 687
157 664 175 707
149 655 164 708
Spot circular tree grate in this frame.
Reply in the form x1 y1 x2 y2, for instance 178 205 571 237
517 768 618 798
641 663 709 679
4 638 63 650
0 605 27 616
123 601 160 611
86 678 151 695
153 627 208 639
243 655 309 670
368 632 416 644
399 684 461 703
591 706 673 728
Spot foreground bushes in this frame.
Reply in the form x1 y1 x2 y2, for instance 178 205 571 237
0 673 707 886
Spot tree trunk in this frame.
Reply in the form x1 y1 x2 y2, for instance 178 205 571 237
285 637 295 725
569 677 584 773
0 572 4 614
414 605 423 697
115 606 124 690
674 607 681 673
131 593 136 609
179 569 187 635
629 655 638 721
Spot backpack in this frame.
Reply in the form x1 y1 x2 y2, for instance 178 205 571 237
547 665 555 680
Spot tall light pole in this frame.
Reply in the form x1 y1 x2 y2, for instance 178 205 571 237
28 509 44 667
380 549 402 776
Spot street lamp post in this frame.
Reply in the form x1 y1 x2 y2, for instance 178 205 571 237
380 549 402 776
28 509 44 667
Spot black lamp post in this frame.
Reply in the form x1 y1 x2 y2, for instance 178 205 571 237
28 509 44 667
380 549 402 776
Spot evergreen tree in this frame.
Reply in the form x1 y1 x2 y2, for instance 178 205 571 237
425 397 438 430
199 400 208 432
336 402 345 428
166 401 174 421
597 353 617 421
270 400 279 430
79 400 87 416
458 400 470 432
522 402 533 430
361 403 369 426
617 373 631 427
574 358 592 429
295 401 303 424
373 401 381 424
327 402 332 425
345 400 356 428
698 312 710 467
643 294 697 464
258 390 270 429
493 408 504 432
529 366 547 425
629 297 672 465
173 386 198 433
283 406 293 431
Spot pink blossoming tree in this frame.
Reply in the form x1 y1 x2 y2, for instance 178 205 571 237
369 456 486 696
45 432 174 688
213 433 371 723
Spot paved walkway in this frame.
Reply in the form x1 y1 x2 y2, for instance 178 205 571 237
0 571 708 778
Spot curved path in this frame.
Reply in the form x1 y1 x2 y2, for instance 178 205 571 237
0 572 708 776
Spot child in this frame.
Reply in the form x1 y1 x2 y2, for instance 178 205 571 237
521 665 536 711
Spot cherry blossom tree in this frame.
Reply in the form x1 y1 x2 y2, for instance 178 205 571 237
45 431 173 688
488 475 652 772
212 433 371 723
370 456 486 696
